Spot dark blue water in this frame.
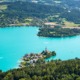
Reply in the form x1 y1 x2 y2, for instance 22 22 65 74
0 27 80 71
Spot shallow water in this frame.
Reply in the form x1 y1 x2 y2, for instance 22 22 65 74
0 26 80 71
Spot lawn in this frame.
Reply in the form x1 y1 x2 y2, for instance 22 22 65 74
0 5 7 10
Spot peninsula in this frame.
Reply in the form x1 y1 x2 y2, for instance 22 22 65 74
38 26 80 37
20 48 56 67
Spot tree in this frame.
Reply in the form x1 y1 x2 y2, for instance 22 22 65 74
76 77 80 80
3 72 14 80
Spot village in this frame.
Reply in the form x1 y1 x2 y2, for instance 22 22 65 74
20 48 56 67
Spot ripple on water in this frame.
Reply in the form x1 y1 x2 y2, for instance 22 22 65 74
44 41 49 44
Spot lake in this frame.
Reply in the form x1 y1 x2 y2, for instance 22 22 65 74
0 26 80 71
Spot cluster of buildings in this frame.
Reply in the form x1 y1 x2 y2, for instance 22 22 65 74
23 53 43 64
20 48 51 67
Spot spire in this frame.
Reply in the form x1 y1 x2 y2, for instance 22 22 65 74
45 47 47 52
44 47 50 53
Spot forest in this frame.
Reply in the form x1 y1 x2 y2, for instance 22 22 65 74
0 1 64 27
38 27 80 37
1 1 80 27
0 59 80 80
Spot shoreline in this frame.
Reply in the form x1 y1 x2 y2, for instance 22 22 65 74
19 49 56 68
0 25 41 28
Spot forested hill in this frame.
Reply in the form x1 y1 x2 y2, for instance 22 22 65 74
0 59 80 80
1 0 80 27
1 0 80 10
0 1 65 27
1 0 80 9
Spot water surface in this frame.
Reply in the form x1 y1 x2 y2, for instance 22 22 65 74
0 26 80 71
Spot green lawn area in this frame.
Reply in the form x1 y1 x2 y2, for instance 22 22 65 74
63 21 80 27
0 5 7 10
47 16 80 27
25 18 33 22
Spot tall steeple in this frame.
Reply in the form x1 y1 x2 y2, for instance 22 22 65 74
45 47 48 52
45 47 50 53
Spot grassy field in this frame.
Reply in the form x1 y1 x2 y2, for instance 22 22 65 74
0 5 7 10
24 18 33 25
63 21 80 27
47 16 80 27
25 18 33 22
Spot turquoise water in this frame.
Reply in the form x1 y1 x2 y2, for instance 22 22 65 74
0 26 80 71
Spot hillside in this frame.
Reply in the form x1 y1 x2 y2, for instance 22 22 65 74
0 1 65 27
0 0 80 28
0 59 80 80
2 0 80 9
1 1 80 27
